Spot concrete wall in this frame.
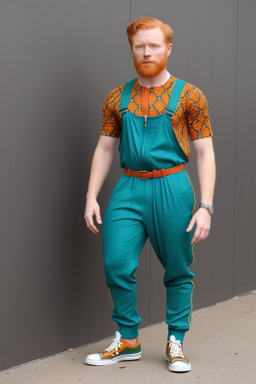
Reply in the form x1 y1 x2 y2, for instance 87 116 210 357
0 0 255 371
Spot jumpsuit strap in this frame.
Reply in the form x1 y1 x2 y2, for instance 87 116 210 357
119 78 136 113
118 78 136 152
166 79 187 118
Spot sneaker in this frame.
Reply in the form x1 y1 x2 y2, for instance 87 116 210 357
166 335 191 372
85 331 142 366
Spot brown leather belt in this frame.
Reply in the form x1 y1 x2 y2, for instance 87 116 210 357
124 164 185 179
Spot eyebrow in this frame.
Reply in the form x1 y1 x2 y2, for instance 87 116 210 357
134 42 161 45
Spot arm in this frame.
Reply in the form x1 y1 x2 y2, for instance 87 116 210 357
84 135 119 234
186 136 216 244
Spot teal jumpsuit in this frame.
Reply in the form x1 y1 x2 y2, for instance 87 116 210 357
102 78 196 343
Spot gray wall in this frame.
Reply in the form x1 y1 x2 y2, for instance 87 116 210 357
0 0 255 371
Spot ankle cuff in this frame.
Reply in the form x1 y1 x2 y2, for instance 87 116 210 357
119 325 138 339
168 329 186 343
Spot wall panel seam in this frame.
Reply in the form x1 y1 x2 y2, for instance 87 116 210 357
232 0 240 296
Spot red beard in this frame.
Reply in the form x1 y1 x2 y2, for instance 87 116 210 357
133 53 168 78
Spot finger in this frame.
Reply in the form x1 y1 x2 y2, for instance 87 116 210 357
87 213 99 234
191 227 202 244
96 211 102 224
89 223 99 234
201 228 210 241
193 228 210 244
86 217 98 234
186 217 196 232
196 229 207 243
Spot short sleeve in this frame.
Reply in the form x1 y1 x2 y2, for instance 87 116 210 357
100 92 121 138
186 86 213 141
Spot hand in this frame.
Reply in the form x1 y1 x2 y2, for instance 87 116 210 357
84 198 102 235
186 207 211 244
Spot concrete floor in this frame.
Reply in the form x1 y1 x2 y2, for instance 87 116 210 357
0 292 256 384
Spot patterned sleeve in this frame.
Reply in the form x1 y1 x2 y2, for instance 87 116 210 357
100 90 122 138
186 85 213 141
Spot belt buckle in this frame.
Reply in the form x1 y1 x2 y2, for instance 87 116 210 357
137 170 147 179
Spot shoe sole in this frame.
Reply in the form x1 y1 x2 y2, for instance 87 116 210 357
166 356 191 372
85 352 142 366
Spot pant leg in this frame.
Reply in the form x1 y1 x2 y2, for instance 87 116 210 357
102 175 148 339
146 170 196 343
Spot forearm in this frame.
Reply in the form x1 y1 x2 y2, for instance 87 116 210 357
86 144 115 201
196 149 216 205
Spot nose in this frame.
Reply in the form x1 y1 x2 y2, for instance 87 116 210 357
143 46 151 57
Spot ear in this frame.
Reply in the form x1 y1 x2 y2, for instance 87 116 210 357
167 43 173 57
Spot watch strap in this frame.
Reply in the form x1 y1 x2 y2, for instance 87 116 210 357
199 203 214 215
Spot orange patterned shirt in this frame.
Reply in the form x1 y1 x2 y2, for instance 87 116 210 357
100 75 213 158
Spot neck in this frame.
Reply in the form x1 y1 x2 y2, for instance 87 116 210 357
137 69 170 88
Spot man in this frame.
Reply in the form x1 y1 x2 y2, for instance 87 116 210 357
84 17 216 373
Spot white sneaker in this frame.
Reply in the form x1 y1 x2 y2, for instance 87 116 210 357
85 331 142 366
166 335 191 372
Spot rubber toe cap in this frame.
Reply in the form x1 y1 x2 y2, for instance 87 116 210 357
169 360 191 372
85 353 102 364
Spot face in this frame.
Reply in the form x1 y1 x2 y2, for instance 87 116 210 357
131 27 172 78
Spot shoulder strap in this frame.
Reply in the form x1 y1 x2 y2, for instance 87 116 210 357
166 79 187 117
119 78 136 112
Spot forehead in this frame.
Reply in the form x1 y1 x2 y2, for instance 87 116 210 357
132 27 165 44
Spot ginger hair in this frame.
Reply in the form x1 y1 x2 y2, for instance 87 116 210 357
127 17 173 47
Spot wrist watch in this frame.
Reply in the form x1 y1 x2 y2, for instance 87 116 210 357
199 203 214 215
